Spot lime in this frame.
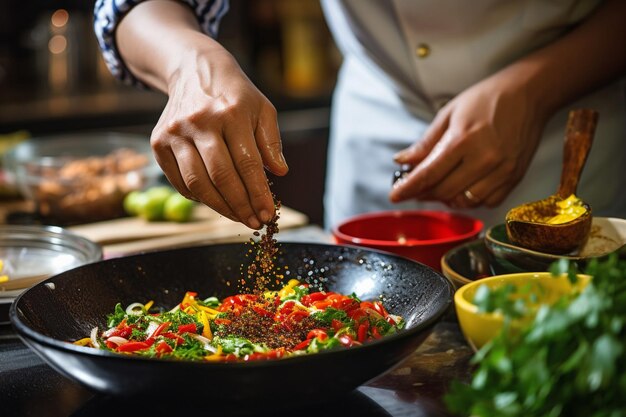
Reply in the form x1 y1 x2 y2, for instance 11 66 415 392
138 186 174 221
123 190 144 215
145 186 175 201
163 193 195 222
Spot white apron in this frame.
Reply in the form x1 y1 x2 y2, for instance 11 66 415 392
321 0 626 228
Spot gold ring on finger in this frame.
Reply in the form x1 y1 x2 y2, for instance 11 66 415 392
463 189 480 204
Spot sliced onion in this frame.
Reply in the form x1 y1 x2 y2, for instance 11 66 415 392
90 327 100 349
168 304 180 313
145 321 160 338
103 327 119 338
125 302 145 316
106 336 129 346
187 333 216 353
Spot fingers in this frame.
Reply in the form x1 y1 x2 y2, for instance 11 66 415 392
394 108 450 165
415 145 506 203
152 137 239 223
153 127 270 229
390 129 462 203
221 122 276 224
390 126 521 209
255 103 288 176
447 161 519 209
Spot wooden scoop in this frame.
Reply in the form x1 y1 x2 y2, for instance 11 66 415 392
505 109 598 255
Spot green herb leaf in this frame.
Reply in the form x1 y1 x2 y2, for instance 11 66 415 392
445 254 626 416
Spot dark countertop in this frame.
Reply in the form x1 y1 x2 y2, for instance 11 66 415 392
0 313 472 417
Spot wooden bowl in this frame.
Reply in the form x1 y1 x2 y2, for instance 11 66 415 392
505 195 592 255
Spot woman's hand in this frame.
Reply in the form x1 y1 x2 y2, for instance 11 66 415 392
151 39 288 229
116 1 287 229
390 69 548 209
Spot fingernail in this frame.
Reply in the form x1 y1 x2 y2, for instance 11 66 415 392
394 150 408 163
247 215 261 230
259 209 272 224
279 152 289 170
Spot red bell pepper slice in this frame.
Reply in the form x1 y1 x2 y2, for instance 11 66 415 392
306 329 328 341
266 348 286 359
177 323 197 334
357 322 369 343
293 338 311 351
117 341 151 352
252 305 274 318
371 326 382 339
311 300 333 310
162 332 185 345
373 301 388 316
331 319 344 332
348 308 367 321
300 292 327 306
286 310 309 323
279 300 296 315
213 318 232 326
150 321 171 338
339 298 359 312
155 341 173 354
243 352 269 361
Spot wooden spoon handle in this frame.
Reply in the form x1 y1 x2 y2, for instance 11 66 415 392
557 109 598 199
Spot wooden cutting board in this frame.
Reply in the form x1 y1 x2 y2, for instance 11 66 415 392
69 205 308 258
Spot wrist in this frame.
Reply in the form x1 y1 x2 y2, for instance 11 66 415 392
164 31 234 96
497 57 558 123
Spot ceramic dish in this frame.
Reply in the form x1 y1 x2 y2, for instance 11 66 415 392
333 210 483 271
454 272 590 350
485 217 626 271
440 239 526 289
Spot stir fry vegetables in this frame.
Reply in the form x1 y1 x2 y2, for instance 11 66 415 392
74 280 404 361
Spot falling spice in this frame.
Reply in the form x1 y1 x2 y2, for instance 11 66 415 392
221 192 326 350
241 194 284 294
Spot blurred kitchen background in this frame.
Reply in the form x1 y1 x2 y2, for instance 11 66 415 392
0 0 341 225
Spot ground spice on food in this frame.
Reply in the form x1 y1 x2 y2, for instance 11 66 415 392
215 308 321 349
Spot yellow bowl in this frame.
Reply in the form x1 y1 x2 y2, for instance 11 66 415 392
454 272 590 350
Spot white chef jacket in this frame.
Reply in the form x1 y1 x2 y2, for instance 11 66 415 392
321 0 626 228
94 0 626 229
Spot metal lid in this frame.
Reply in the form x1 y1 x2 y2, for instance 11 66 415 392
0 225 102 294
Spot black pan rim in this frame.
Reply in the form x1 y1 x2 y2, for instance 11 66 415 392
10 241 453 368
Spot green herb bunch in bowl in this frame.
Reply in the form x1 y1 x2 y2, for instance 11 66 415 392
447 255 626 417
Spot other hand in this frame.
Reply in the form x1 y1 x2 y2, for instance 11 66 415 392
390 70 548 209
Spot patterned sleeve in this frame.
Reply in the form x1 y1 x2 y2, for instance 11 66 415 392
94 0 230 86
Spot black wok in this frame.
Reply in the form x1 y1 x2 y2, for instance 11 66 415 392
10 242 452 408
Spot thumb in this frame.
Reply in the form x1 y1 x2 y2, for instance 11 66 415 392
394 109 450 164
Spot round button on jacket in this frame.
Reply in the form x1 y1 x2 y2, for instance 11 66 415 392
415 43 430 58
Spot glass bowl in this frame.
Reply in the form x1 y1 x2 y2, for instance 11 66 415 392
0 224 102 324
3 132 161 225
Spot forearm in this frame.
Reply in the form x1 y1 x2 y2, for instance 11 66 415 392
116 0 225 93
500 0 626 116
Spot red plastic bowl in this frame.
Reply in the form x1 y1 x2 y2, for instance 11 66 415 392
332 211 484 271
